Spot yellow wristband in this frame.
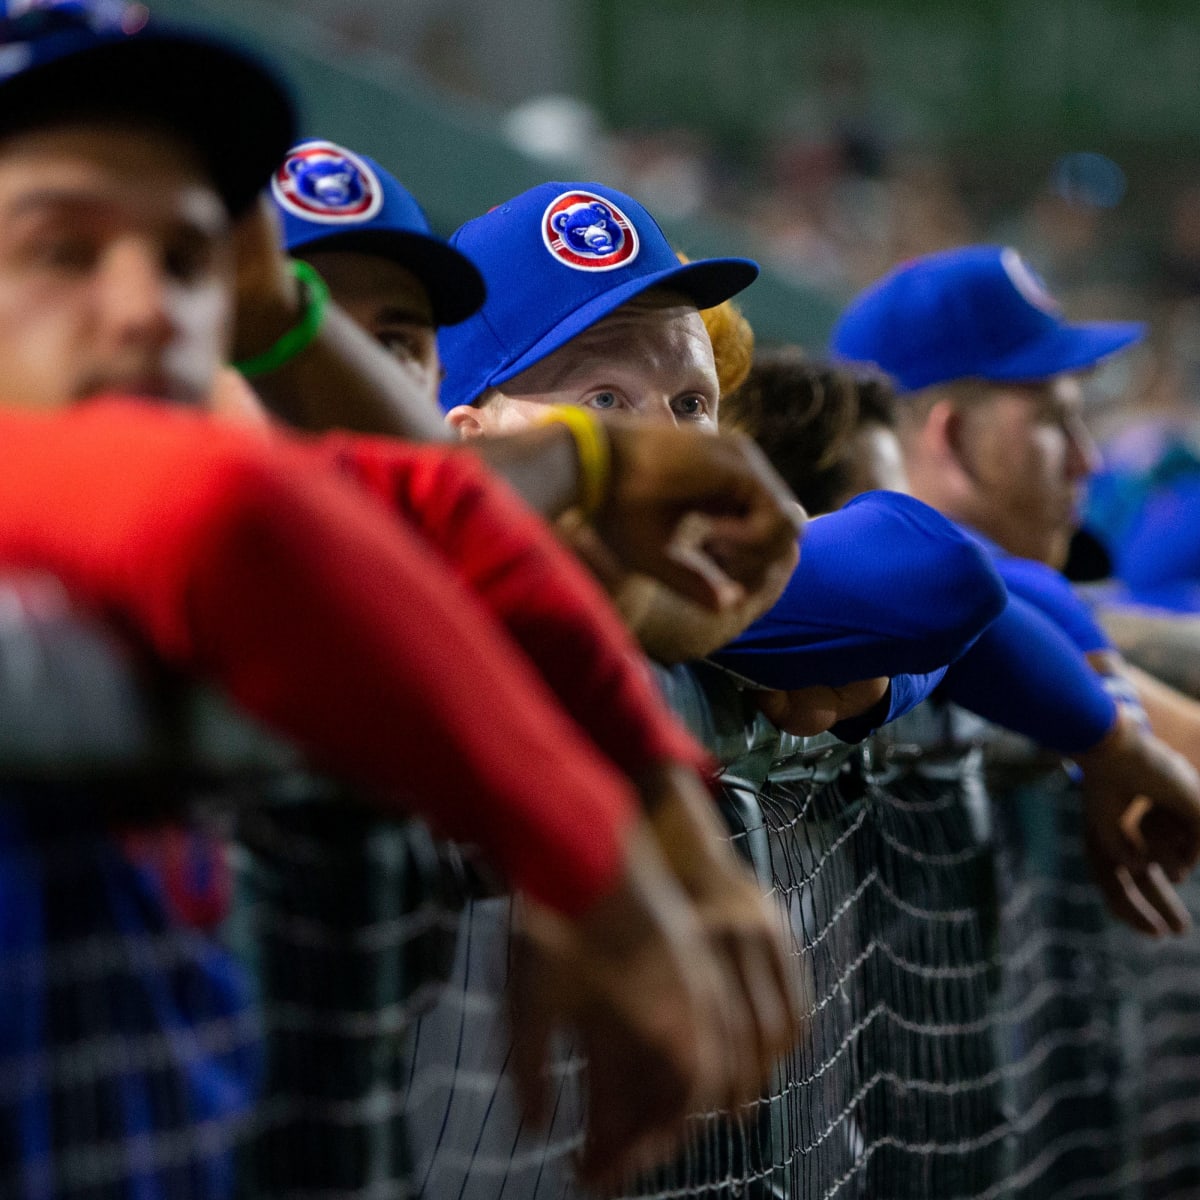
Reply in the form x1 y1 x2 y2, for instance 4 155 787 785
539 406 611 517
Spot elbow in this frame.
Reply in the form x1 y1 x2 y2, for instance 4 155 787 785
917 539 1008 665
956 541 1009 640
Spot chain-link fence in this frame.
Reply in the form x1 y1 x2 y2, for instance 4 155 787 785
3 581 1200 1200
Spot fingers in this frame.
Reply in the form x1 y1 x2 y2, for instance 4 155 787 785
641 771 803 1103
1088 840 1192 938
1090 853 1168 936
707 435 806 534
575 986 712 1189
660 534 745 612
1129 735 1200 867
758 686 838 736
1145 801 1200 875
578 1078 687 1193
1140 807 1196 882
704 931 766 1110
601 422 803 598
716 926 795 1096
551 821 731 1185
1131 863 1192 934
1084 786 1150 873
701 504 804 592
684 881 802 1108
762 916 805 1053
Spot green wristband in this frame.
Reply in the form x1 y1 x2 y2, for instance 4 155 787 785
234 259 330 379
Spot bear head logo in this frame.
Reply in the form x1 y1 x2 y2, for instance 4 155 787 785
541 190 640 272
272 140 383 225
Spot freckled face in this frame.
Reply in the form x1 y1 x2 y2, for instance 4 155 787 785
463 291 720 436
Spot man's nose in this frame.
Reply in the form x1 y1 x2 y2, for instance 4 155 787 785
97 239 176 349
641 397 681 427
1064 413 1102 480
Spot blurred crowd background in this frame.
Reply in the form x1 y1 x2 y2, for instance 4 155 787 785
154 0 1200 468
169 0 1200 452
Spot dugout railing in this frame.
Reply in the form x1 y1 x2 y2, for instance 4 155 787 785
3 576 1200 1199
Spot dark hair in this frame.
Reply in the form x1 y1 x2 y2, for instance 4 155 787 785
851 372 897 432
723 349 897 514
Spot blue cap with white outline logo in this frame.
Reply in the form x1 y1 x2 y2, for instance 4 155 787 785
273 140 485 327
0 0 294 216
437 180 758 411
831 245 1145 393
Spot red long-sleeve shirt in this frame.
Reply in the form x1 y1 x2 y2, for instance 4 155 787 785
0 399 657 914
312 432 709 785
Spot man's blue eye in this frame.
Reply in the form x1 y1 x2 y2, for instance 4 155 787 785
589 392 617 410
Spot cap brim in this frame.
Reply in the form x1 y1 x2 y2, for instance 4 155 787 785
492 256 758 390
0 30 295 216
981 319 1146 382
288 227 486 326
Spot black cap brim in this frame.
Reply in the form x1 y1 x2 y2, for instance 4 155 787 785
0 28 295 216
289 227 487 326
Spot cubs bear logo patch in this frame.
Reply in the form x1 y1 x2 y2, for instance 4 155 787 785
541 189 639 272
272 140 383 225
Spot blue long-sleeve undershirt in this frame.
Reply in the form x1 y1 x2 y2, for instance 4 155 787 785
942 592 1116 755
712 491 1007 690
974 534 1111 655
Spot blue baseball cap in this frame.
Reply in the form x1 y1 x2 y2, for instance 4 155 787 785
831 245 1146 393
272 140 485 326
0 0 294 216
437 181 759 410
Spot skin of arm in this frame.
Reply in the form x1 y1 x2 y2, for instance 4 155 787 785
759 677 891 737
314 428 805 1074
1121 661 1200 775
0 397 815 1174
314 430 714 783
229 206 805 1105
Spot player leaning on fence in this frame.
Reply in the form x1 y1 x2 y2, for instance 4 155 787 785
832 247 1200 935
433 179 1006 736
431 183 1200 934
0 3 817 1193
255 140 818 1147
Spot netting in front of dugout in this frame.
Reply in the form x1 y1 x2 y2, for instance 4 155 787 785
5 587 1200 1200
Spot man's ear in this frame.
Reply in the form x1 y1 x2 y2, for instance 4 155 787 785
922 397 977 484
445 404 486 440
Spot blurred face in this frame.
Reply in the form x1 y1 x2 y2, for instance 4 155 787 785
954 375 1100 567
832 422 910 510
447 290 719 437
0 123 232 409
300 248 440 410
